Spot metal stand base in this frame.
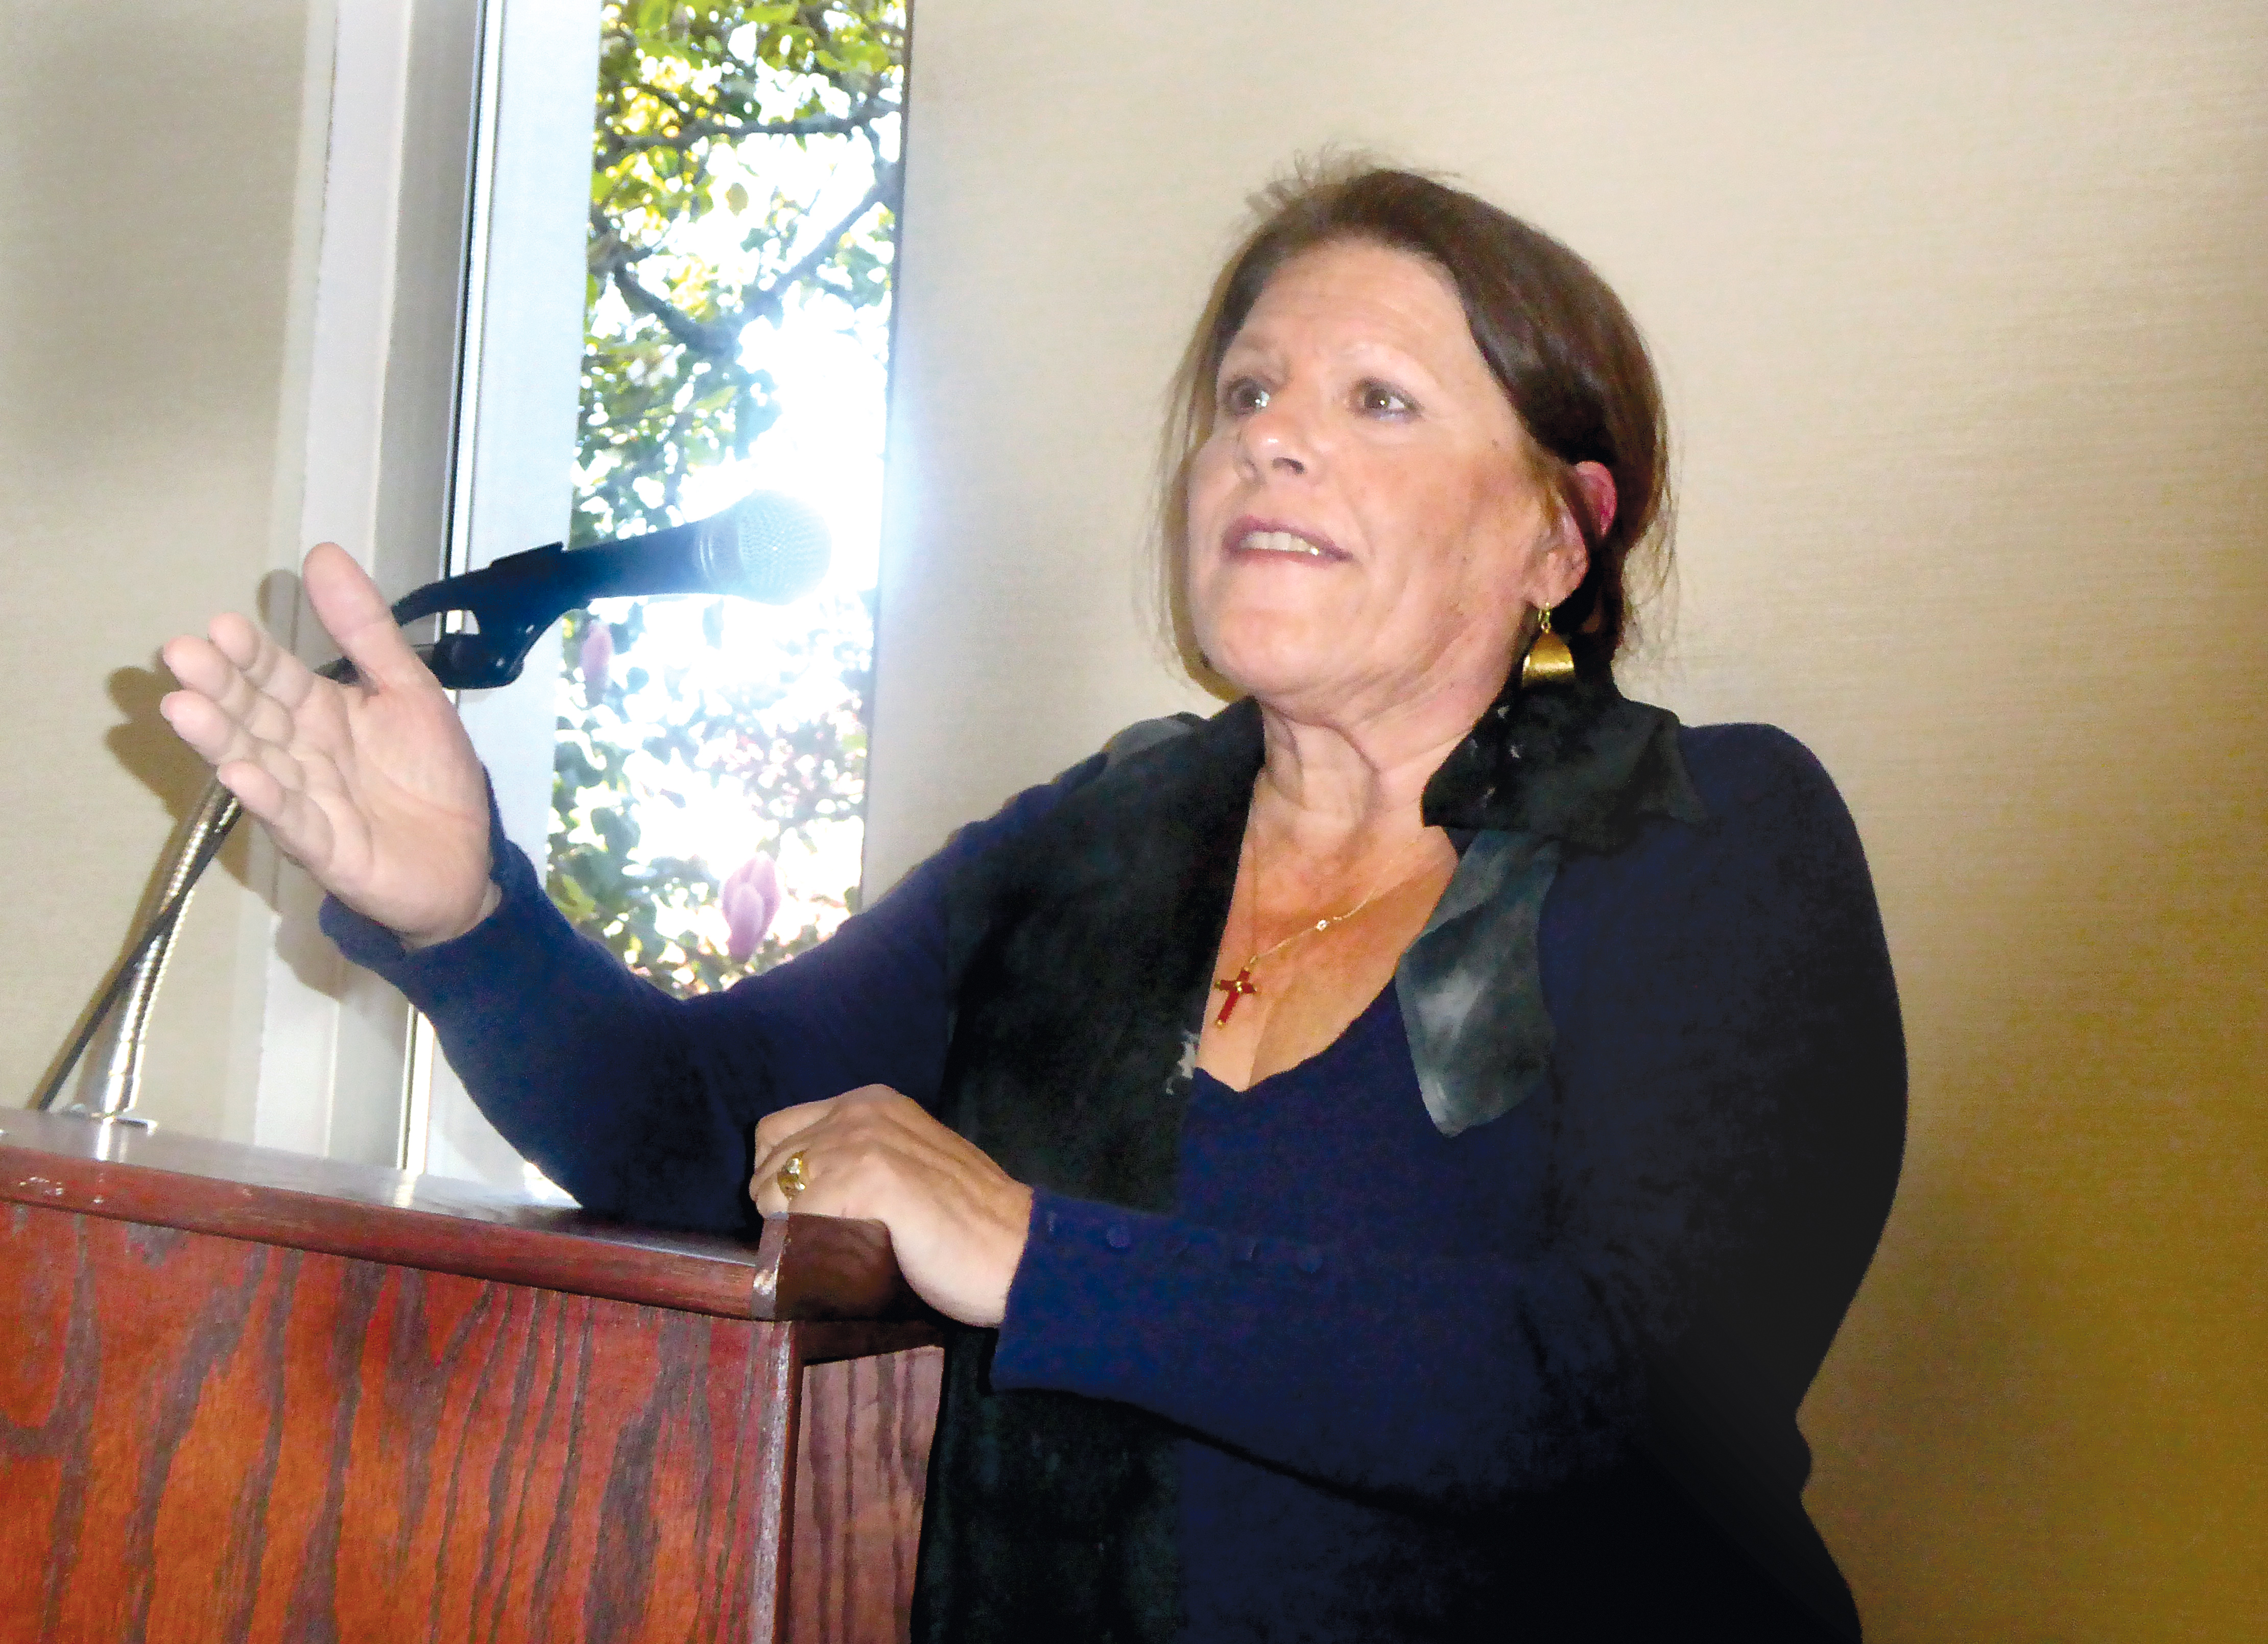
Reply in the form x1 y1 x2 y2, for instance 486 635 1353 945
52 1106 159 1132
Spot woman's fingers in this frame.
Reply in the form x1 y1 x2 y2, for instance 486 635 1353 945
750 1089 902 1217
159 598 377 869
752 1095 837 1167
179 695 346 866
211 757 295 837
206 609 287 682
751 1108 838 1218
246 769 341 867
227 621 323 722
156 674 244 768
745 1086 1034 1325
161 644 315 810
303 541 434 693
159 630 251 719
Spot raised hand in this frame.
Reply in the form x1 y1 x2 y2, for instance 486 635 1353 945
160 542 497 947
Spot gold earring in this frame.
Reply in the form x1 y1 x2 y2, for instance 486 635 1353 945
1521 604 1577 686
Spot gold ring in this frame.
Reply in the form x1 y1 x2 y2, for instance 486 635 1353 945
775 1150 810 1198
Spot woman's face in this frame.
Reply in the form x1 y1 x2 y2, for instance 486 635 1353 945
1184 239 1584 728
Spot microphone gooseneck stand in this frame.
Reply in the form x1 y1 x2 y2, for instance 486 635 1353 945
29 494 831 1127
29 593 559 1126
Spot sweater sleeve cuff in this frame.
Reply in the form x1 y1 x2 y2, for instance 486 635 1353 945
316 776 546 1010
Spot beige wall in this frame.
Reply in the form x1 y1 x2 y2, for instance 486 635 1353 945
1 0 323 1137
2 0 492 1154
871 2 2265 1638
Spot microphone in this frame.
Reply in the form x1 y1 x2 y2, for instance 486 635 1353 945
379 490 831 691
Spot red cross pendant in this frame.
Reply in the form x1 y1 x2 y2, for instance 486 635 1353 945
1212 965 1259 1026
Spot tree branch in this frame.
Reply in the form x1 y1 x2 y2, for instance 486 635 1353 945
589 207 745 362
588 147 895 445
736 155 900 330
599 98 899 160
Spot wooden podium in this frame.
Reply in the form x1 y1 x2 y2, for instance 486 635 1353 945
0 1107 944 1644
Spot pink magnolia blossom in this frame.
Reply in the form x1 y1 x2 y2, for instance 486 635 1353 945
721 853 781 963
578 622 614 697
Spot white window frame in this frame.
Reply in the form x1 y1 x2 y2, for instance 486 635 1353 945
252 0 598 1187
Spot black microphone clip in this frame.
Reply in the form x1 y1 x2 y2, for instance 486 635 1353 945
361 491 830 691
391 540 578 691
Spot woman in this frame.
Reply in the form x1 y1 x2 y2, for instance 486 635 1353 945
161 166 1904 1641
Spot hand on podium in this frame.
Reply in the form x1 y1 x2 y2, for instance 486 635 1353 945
160 542 499 949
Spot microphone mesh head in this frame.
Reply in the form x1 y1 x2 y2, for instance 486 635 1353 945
713 491 830 604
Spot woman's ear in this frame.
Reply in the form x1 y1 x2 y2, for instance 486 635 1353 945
1571 461 1617 543
1537 460 1615 609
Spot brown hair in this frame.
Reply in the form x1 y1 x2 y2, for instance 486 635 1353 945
1158 161 1672 688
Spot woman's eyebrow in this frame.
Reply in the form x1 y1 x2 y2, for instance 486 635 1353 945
1221 331 1436 380
1334 338 1444 389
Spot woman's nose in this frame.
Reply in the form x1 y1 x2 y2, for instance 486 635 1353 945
1236 397 1313 477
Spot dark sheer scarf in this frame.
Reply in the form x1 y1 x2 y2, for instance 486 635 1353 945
913 670 1702 1642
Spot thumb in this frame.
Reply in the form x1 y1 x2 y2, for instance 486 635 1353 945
302 542 431 691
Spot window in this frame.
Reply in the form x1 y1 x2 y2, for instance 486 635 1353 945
549 3 906 997
414 1 909 1187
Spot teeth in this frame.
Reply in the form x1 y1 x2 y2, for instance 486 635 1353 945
1242 529 1328 557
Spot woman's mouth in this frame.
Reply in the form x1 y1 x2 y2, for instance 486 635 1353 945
1224 520 1348 561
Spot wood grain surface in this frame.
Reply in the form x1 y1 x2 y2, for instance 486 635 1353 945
0 1107 911 1324
751 1214 924 1323
1 1202 796 1644
791 1348 944 1644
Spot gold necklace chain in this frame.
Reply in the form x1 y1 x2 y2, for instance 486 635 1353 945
1211 827 1430 1027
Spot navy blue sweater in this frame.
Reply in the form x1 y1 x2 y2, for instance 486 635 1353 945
329 721 1904 1641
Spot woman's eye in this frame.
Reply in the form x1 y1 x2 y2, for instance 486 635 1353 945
1357 381 1415 417
1221 378 1270 415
